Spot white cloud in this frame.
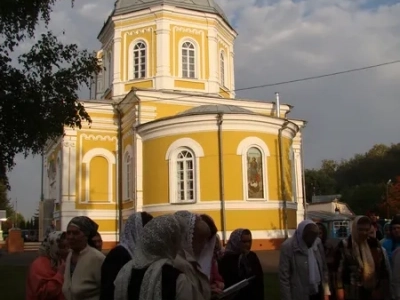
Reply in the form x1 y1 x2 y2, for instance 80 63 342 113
8 0 400 216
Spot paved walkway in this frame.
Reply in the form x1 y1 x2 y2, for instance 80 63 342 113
0 249 281 272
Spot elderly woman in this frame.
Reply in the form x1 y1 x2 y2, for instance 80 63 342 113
219 228 264 300
101 212 153 300
333 216 389 300
173 210 212 300
26 231 69 300
114 214 194 300
62 216 105 300
279 220 330 300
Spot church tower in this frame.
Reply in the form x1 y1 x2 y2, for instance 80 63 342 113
43 0 306 250
95 0 237 100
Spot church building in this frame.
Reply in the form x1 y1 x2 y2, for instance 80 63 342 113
42 0 306 250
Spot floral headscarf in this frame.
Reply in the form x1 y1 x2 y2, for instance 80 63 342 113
119 212 144 258
114 215 182 300
68 216 99 247
174 210 198 260
38 231 65 269
225 228 245 254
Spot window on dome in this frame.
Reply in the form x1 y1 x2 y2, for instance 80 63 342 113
182 42 196 78
124 152 132 201
220 51 225 86
133 41 146 79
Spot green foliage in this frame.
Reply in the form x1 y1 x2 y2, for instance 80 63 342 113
305 143 400 215
0 0 99 173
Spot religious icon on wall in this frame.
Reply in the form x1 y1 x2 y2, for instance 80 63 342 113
247 147 264 198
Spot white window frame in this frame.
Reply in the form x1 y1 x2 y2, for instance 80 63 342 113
179 39 198 79
220 51 225 87
128 39 148 80
236 137 270 201
165 138 204 204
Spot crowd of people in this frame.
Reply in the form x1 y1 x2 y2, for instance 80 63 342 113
25 211 265 300
279 213 400 300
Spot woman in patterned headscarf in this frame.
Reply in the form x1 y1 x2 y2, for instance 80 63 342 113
62 216 105 300
100 212 153 300
114 214 193 300
173 210 212 300
219 228 264 300
26 231 69 300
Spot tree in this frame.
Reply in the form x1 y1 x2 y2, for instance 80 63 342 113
0 180 13 216
305 143 400 214
0 0 100 174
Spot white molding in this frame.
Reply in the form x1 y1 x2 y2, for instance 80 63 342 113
143 200 298 212
236 137 270 201
138 114 299 142
165 138 204 204
165 138 205 159
81 148 116 203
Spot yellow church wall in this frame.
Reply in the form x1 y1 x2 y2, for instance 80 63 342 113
142 131 293 204
142 102 193 119
89 157 109 202
121 25 157 81
219 88 230 98
174 80 205 90
124 80 153 91
93 219 118 232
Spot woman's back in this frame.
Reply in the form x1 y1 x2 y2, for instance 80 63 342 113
128 264 183 300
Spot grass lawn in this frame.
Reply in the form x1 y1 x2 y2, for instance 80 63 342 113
0 265 279 300
0 265 28 300
264 273 280 300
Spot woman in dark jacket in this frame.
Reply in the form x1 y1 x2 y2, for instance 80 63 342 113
100 211 153 300
218 228 264 300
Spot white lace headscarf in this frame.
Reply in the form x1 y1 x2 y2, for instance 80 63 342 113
119 212 143 258
174 210 198 260
114 214 182 300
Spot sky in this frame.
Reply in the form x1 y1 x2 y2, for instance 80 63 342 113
6 0 400 218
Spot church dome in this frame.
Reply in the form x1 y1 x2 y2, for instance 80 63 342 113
113 0 230 25
177 104 254 116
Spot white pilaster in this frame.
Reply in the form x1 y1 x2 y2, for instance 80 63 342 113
61 135 77 202
293 143 305 225
154 19 173 89
135 134 143 211
207 28 220 94
112 30 123 97
230 49 236 98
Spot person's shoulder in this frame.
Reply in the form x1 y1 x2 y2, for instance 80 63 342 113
382 238 392 248
107 245 130 258
87 246 105 261
280 237 294 251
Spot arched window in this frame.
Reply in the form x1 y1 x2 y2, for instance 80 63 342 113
166 138 204 204
220 51 225 86
176 149 195 202
125 153 132 200
246 147 264 199
133 42 146 79
237 137 270 201
182 41 195 78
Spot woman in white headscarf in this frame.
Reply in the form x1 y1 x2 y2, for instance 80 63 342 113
173 210 212 300
279 219 330 300
100 212 153 300
114 214 193 300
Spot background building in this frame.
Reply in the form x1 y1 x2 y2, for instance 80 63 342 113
42 0 306 249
